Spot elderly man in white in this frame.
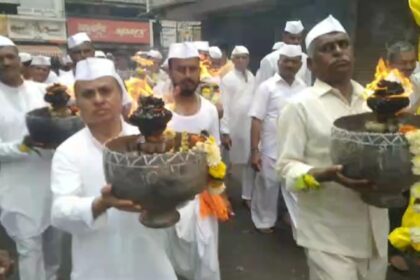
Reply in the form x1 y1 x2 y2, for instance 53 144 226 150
30 55 58 84
276 15 389 280
250 44 306 233
51 58 177 280
220 46 256 208
0 36 60 280
256 20 312 87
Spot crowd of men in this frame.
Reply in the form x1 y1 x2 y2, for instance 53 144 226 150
0 13 420 280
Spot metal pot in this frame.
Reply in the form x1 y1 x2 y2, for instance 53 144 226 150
330 112 420 208
26 107 84 147
103 135 208 228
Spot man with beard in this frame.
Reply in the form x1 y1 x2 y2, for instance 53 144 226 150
250 44 306 233
0 35 61 280
256 20 311 87
51 58 177 280
165 42 221 280
220 46 255 209
276 15 388 280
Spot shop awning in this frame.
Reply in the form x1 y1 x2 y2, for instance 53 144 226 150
17 45 64 57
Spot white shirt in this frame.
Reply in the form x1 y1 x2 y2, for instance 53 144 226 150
167 97 221 280
169 96 220 143
220 69 255 164
276 79 389 258
255 48 311 87
51 122 177 280
58 70 75 88
249 73 306 160
0 80 53 239
45 70 59 84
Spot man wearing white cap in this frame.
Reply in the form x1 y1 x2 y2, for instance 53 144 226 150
250 44 306 233
256 20 312 87
0 35 61 280
209 46 223 72
51 57 177 280
58 55 73 77
220 46 256 208
30 55 57 84
58 32 95 87
19 52 32 80
147 49 169 86
276 15 388 280
164 42 221 280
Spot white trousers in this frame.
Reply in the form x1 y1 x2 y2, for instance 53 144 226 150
15 227 62 280
306 249 388 280
251 155 280 229
237 164 255 200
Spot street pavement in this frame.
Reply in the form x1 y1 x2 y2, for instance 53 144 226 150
1 167 420 279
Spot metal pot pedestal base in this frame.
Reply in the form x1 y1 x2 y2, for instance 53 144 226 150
140 210 180 228
361 193 407 208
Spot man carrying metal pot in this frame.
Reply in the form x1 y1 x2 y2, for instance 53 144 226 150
276 15 389 280
50 58 178 280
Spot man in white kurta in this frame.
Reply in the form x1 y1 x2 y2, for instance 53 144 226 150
255 20 311 87
0 36 60 280
51 58 177 280
249 44 306 232
220 46 255 206
276 16 388 280
164 42 221 280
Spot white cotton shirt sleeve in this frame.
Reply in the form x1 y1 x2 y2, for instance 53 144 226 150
208 101 221 145
0 139 28 161
255 58 274 88
51 146 107 234
275 101 313 192
249 82 271 121
219 77 231 135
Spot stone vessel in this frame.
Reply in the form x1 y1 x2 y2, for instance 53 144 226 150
103 135 208 228
26 107 84 147
331 112 420 208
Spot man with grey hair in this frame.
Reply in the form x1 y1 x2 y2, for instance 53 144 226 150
386 41 420 116
385 40 417 272
276 15 388 280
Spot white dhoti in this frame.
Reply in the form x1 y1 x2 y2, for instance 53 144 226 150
168 198 220 280
251 155 280 229
281 186 298 234
12 225 62 280
237 164 255 200
306 249 388 280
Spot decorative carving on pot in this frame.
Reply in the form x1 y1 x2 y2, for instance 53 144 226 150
330 59 420 208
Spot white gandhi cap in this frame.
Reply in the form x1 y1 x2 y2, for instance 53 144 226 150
231 46 249 57
272 42 284 51
194 41 210 52
278 44 302 57
147 49 163 60
0 36 15 47
94 50 106 58
74 57 131 104
67 32 92 49
19 52 32 63
209 46 222 59
31 55 51 66
305 15 347 49
168 42 199 61
285 20 304 34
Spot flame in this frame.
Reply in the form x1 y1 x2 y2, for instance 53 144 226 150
125 77 154 114
199 54 213 80
131 55 154 68
365 58 413 99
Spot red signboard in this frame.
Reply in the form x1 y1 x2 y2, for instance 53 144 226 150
67 17 150 44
